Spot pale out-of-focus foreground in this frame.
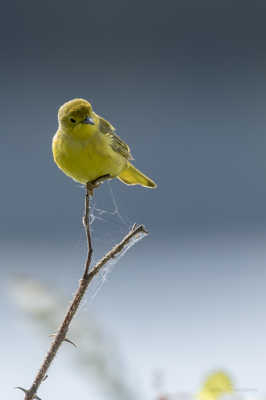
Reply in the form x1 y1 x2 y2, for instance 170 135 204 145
8 276 262 400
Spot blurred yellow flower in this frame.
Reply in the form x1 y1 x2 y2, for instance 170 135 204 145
198 371 233 400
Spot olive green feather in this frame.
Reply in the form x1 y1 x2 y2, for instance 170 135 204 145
98 116 133 160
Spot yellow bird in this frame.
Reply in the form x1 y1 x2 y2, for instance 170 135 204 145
52 98 157 190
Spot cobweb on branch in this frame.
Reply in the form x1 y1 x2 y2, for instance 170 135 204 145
89 225 146 303
84 182 144 303
89 181 130 228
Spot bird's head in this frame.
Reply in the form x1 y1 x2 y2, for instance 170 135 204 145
58 98 95 135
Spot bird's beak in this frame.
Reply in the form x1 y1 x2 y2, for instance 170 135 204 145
82 116 95 125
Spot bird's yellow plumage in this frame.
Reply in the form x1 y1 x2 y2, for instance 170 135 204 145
52 98 157 188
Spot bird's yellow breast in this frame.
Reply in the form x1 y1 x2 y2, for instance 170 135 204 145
52 127 127 184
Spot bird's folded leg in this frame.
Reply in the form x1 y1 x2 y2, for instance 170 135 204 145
87 174 112 195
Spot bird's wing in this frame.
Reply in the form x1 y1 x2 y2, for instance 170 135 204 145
98 115 133 160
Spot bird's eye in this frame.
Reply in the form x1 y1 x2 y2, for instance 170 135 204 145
70 118 76 123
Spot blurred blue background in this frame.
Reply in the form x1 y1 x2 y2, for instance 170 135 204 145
1 0 266 398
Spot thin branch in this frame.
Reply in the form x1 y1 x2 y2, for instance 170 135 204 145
21 183 148 400
82 182 93 278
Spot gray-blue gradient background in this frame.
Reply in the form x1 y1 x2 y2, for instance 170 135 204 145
1 0 266 398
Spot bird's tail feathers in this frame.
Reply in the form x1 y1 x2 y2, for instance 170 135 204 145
118 163 157 188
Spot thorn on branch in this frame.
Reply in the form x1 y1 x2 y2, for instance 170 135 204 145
15 387 42 400
49 334 77 347
15 386 27 394
63 338 77 347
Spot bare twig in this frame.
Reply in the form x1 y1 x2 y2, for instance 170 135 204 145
82 182 93 278
20 182 148 400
